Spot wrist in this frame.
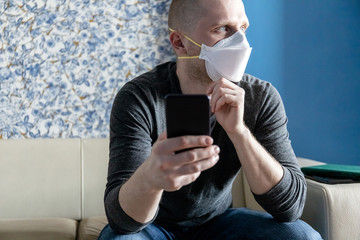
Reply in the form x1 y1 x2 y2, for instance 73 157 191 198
119 163 163 224
227 122 250 142
137 162 164 195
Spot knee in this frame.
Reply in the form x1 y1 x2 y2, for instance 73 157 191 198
98 224 132 240
97 223 165 240
98 224 117 240
276 220 323 240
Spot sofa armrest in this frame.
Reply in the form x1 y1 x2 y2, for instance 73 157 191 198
233 157 360 240
301 175 360 240
232 170 246 208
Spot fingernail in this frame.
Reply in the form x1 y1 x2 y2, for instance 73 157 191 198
214 146 220 154
205 137 213 145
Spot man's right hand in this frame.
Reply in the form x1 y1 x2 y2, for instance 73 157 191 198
141 132 220 192
118 132 219 224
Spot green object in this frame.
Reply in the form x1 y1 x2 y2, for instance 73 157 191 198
301 164 360 182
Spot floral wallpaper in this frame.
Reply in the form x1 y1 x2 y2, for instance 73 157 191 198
0 0 174 139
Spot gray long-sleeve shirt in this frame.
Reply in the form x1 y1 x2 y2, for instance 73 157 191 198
105 61 307 234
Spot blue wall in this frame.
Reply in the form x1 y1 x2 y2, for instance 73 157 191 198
245 1 284 94
245 0 360 165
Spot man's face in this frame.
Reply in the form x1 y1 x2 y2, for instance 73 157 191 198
189 0 249 50
181 0 249 84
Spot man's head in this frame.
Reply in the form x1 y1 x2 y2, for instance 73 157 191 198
169 0 249 48
168 0 250 86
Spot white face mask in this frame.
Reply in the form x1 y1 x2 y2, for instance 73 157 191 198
170 28 252 82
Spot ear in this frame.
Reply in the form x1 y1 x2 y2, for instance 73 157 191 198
169 31 188 56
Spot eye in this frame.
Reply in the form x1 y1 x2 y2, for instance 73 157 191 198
240 25 248 33
216 26 229 32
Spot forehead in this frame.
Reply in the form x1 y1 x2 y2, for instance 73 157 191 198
197 0 248 28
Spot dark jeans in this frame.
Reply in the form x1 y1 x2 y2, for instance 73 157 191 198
98 208 323 240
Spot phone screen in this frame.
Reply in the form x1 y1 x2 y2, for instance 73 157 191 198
165 94 210 138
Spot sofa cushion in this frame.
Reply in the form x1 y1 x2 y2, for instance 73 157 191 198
0 138 82 219
0 218 78 240
82 139 108 218
78 216 108 240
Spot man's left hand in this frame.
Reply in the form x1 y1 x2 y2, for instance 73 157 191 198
207 78 246 135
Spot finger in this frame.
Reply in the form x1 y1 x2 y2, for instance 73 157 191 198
151 132 168 155
211 88 237 112
214 92 240 112
209 79 239 112
207 81 217 95
175 154 220 176
207 78 235 94
165 145 220 168
179 172 201 186
167 172 202 191
158 131 167 141
217 78 239 90
165 135 213 154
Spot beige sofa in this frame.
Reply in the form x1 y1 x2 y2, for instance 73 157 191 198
0 138 359 240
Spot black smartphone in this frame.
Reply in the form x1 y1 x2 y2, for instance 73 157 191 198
165 94 210 139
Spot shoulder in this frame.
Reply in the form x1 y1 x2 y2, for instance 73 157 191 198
123 61 177 94
239 74 285 131
111 62 178 122
240 74 279 100
113 61 178 105
239 74 283 110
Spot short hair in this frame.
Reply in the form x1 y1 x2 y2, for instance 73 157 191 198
168 0 203 34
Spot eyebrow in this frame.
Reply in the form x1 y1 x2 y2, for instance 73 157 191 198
209 20 249 30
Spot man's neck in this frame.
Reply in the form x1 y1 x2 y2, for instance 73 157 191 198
176 64 212 95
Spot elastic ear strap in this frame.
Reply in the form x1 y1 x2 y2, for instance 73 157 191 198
168 28 202 48
169 28 200 59
178 56 199 59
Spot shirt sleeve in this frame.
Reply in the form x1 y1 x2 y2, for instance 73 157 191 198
104 82 157 234
249 82 307 222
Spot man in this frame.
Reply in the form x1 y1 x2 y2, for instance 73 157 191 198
99 0 322 239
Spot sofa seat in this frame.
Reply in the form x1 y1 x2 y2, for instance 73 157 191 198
0 218 78 240
0 217 109 240
77 216 108 240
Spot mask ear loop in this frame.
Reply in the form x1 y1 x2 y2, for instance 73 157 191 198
169 28 201 59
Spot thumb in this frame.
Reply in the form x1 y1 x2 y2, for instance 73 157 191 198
207 81 217 95
158 131 167 141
